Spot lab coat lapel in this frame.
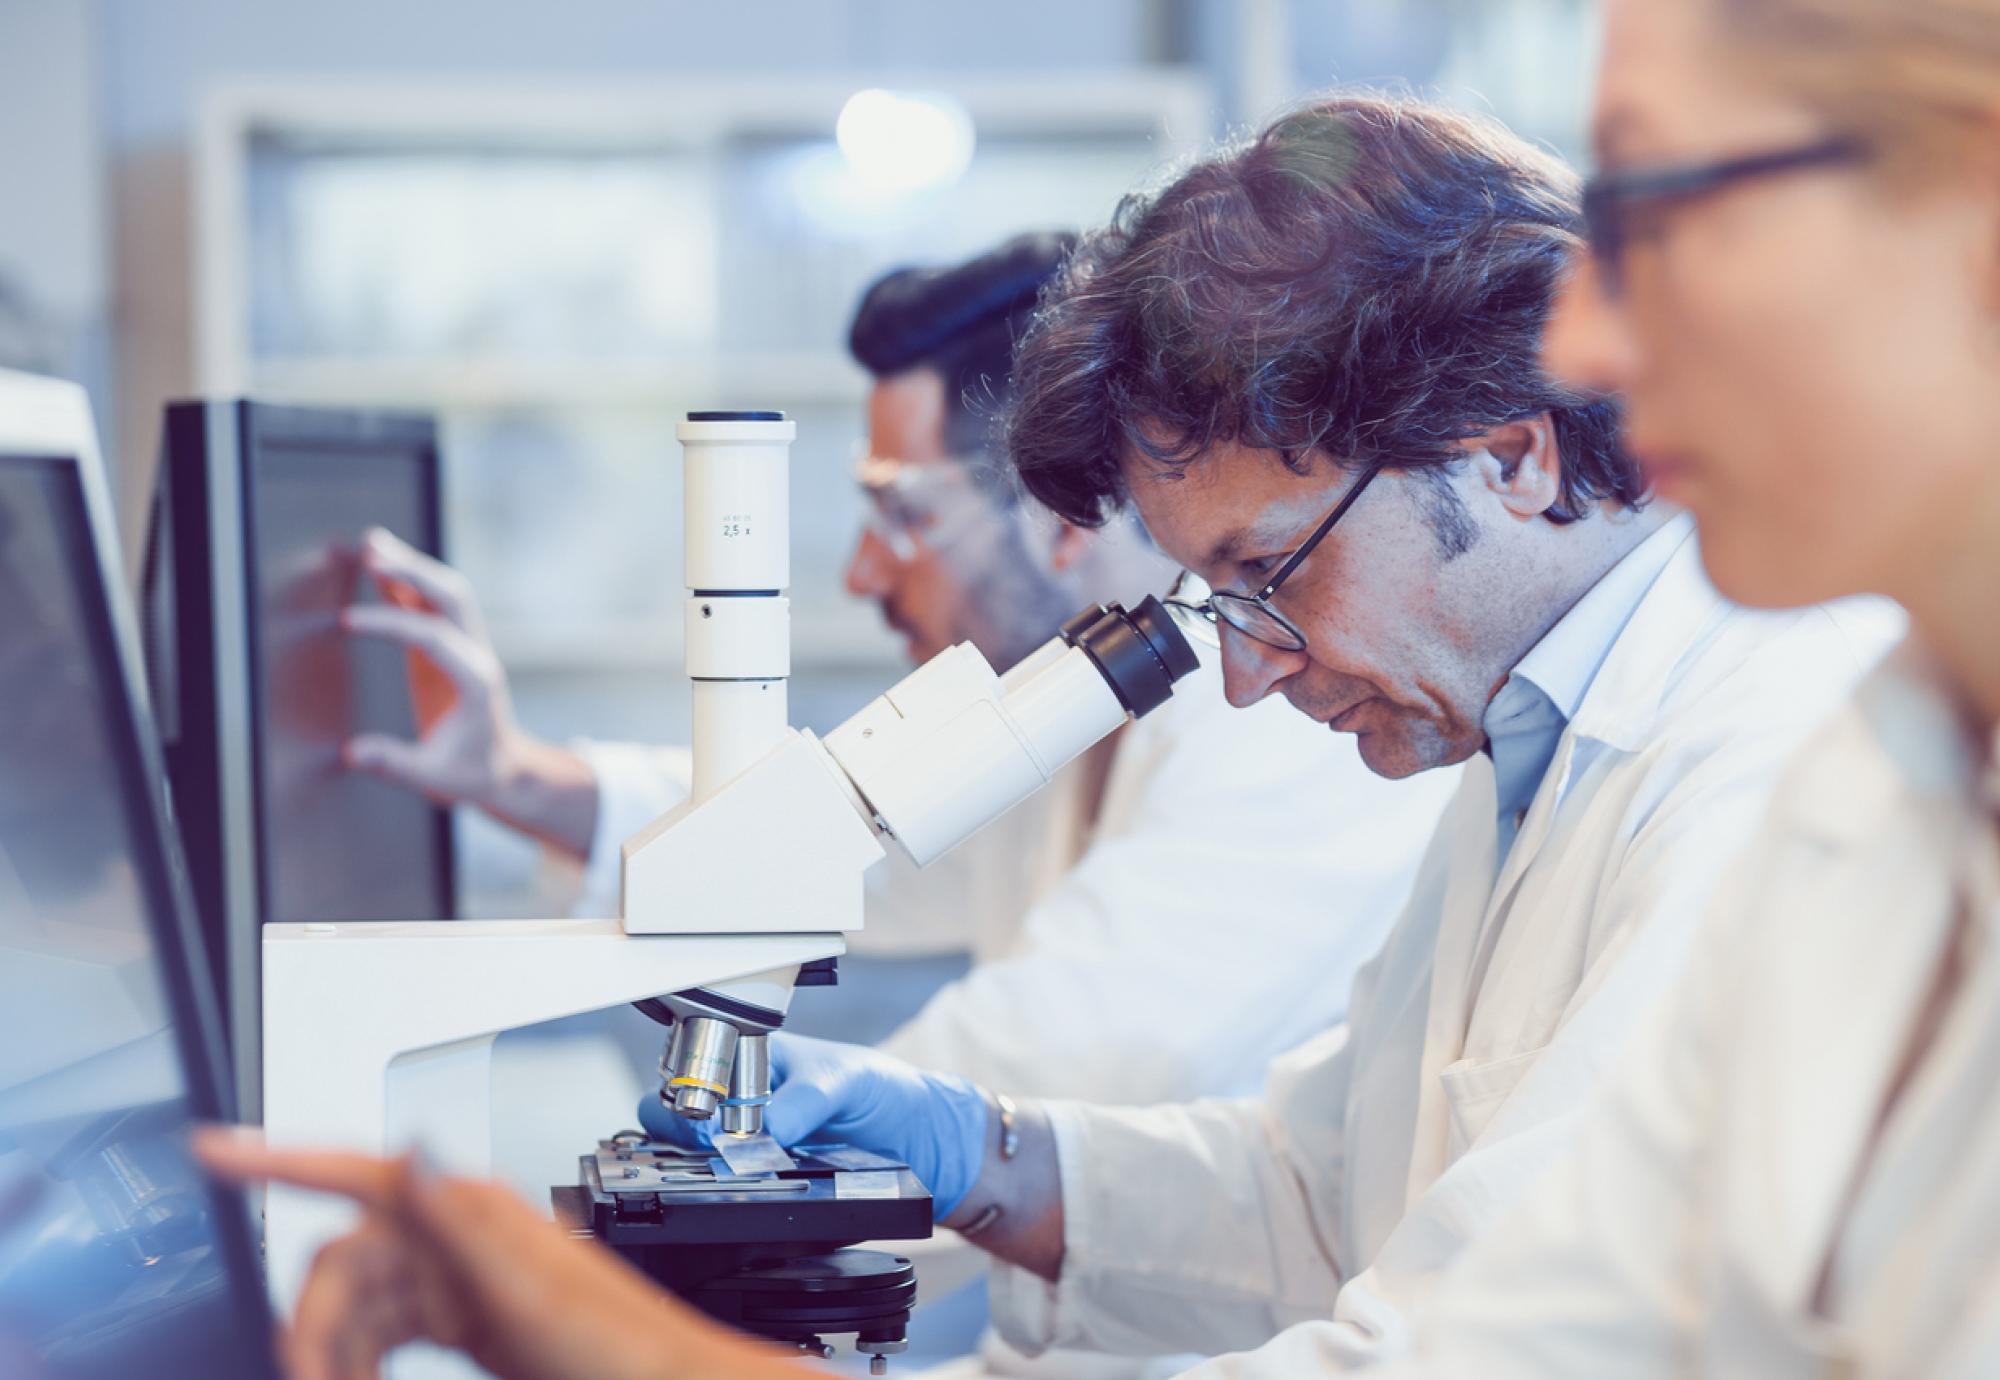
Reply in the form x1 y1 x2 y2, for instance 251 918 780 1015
1470 527 1717 1005
1835 888 2000 1341
1561 522 1713 754
1822 649 2000 1347
1447 529 1716 1037
1733 666 1972 1315
1742 823 1959 1314
1402 753 1500 1200
1468 733 1577 998
1403 527 1715 1204
1464 531 1721 1014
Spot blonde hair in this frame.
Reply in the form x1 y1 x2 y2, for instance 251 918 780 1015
1719 1 2000 165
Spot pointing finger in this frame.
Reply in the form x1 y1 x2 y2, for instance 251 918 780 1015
194 1126 415 1215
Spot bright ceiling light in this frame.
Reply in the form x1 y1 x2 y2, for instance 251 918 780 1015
836 89 977 192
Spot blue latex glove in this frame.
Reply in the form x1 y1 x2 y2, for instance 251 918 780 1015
635 1031 989 1218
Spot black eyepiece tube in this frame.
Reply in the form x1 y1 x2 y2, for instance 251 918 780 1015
1060 595 1200 718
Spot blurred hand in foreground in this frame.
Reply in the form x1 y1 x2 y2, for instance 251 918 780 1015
194 1127 810 1380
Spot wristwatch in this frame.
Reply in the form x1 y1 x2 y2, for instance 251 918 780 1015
959 1090 1020 1237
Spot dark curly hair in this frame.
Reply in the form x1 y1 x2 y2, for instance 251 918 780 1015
1006 93 1639 541
848 230 1077 466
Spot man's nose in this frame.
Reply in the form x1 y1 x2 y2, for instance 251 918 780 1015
1218 622 1307 708
845 527 898 598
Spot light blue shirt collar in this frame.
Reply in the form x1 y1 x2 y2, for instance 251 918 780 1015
1484 518 1693 869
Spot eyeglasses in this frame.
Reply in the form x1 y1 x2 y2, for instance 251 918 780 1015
1164 465 1382 653
854 450 993 561
1581 137 1869 296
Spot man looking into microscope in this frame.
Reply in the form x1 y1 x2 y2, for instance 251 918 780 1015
639 92 1899 1375
344 233 1450 1111
341 231 1453 1232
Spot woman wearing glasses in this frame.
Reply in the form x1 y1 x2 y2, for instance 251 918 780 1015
1350 2 2000 1376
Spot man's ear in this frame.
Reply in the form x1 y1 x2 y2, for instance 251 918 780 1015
1466 414 1562 520
1049 523 1093 573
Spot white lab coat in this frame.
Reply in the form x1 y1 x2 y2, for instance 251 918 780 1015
1373 641 2000 1380
575 642 1463 1105
989 526 1904 1375
576 651 1460 1379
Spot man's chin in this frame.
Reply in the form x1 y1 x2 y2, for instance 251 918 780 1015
1349 722 1454 781
880 611 941 666
902 635 948 666
1353 717 1487 779
1353 729 1419 780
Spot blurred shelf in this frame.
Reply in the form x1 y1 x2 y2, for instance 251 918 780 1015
202 72 1213 149
243 351 870 411
197 73 1216 396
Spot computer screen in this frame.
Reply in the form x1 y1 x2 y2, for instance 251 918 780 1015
150 402 452 1115
0 440 278 1379
243 416 449 923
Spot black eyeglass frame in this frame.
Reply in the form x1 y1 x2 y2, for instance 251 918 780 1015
1582 136 1870 294
1170 464 1383 653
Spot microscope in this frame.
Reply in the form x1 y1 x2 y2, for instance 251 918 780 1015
260 412 1195 1376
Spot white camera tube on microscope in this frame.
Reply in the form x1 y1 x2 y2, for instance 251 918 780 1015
676 411 794 803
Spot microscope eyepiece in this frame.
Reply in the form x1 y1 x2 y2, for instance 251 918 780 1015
822 595 1202 868
1060 596 1200 719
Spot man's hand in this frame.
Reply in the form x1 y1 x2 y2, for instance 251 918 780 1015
637 1034 1068 1277
194 1128 810 1380
638 1032 992 1218
342 528 598 858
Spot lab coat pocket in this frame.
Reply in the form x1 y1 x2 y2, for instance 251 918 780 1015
1438 1045 1548 1162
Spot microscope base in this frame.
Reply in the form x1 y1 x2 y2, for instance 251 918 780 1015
688 1250 915 1370
554 1138 932 1366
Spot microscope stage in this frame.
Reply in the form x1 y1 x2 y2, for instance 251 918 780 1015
558 1138 933 1247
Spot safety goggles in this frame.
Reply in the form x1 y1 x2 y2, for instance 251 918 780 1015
853 450 996 562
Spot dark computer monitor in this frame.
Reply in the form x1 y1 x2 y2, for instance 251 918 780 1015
146 401 454 1116
0 371 281 1380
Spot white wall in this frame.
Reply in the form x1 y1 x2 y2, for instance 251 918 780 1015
93 0 1170 150
0 1 109 420
1 0 1582 479
83 0 1196 548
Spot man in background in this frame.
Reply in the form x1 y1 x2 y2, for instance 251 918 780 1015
346 231 1457 1374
